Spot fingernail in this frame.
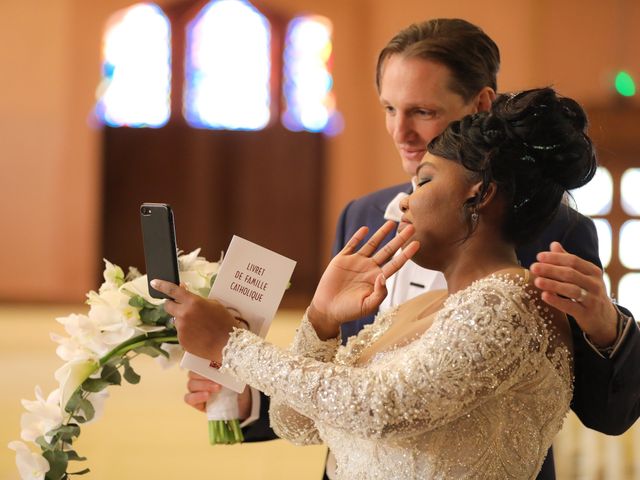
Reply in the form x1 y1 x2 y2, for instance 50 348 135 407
150 279 159 288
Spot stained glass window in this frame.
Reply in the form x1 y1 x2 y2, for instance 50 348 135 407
184 0 271 130
96 3 171 127
282 15 341 134
603 273 611 297
619 273 640 317
620 220 640 269
570 166 613 216
621 168 640 215
593 219 612 268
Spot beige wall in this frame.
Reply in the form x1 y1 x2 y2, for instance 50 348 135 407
1 0 638 302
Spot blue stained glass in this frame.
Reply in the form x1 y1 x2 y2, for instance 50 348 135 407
184 0 271 130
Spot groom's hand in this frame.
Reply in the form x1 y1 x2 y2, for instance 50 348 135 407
185 371 222 412
531 241 618 347
185 371 252 419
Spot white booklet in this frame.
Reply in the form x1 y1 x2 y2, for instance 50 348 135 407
180 235 296 393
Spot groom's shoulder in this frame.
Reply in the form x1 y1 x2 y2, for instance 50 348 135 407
344 183 411 215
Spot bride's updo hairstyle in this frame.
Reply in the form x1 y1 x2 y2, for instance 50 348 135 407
427 87 597 245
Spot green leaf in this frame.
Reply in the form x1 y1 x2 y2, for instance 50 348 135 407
122 359 141 384
129 295 173 326
100 364 122 385
69 468 91 476
64 391 82 415
48 425 80 443
43 450 68 480
81 378 112 392
134 344 169 359
35 435 54 452
142 307 171 325
65 450 87 462
128 295 147 309
77 397 95 422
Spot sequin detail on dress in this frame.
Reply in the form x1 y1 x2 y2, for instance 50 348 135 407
221 273 573 479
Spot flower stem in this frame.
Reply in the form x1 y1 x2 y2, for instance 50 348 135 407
99 332 178 366
208 420 243 445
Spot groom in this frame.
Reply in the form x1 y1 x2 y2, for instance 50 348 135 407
188 19 640 479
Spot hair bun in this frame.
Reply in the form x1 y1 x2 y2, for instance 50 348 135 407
492 88 596 191
479 114 507 147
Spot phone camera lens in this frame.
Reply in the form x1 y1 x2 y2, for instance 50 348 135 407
141 206 150 215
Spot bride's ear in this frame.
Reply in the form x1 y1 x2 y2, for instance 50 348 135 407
466 181 497 209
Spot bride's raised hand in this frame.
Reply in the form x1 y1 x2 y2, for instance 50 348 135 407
309 221 419 338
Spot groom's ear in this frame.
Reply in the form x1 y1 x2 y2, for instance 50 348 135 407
473 87 496 113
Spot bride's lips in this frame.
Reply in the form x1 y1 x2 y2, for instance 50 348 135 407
398 218 411 233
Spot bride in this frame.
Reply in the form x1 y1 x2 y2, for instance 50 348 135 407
152 87 596 479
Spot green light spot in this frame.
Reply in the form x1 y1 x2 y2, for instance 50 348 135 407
615 71 636 97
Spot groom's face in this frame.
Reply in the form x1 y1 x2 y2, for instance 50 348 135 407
378 54 483 177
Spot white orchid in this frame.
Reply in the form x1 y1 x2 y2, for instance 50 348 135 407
98 259 125 294
20 387 63 443
54 359 99 414
50 332 99 363
86 289 140 345
8 441 49 480
179 249 220 291
121 273 164 305
54 314 111 359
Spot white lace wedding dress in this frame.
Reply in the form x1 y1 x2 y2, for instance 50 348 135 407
221 273 573 479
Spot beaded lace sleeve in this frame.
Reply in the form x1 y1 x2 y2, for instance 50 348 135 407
221 278 570 441
268 312 340 445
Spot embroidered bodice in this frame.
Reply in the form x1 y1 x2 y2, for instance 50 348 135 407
221 273 573 479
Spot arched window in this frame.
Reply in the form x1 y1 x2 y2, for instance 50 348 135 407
95 3 171 127
571 152 640 316
282 15 341 134
619 167 640 314
184 0 271 130
571 166 614 290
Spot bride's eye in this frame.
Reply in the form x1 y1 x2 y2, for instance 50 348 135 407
416 178 431 188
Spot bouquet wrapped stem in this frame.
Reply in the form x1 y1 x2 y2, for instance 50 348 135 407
206 387 244 445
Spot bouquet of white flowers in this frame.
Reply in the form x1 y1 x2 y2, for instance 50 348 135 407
9 249 242 480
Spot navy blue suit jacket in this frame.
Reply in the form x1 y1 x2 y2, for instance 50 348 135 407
244 183 640 480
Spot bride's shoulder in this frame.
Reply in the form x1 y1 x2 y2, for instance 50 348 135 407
461 268 568 329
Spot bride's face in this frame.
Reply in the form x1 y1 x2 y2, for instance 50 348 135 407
398 153 478 268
